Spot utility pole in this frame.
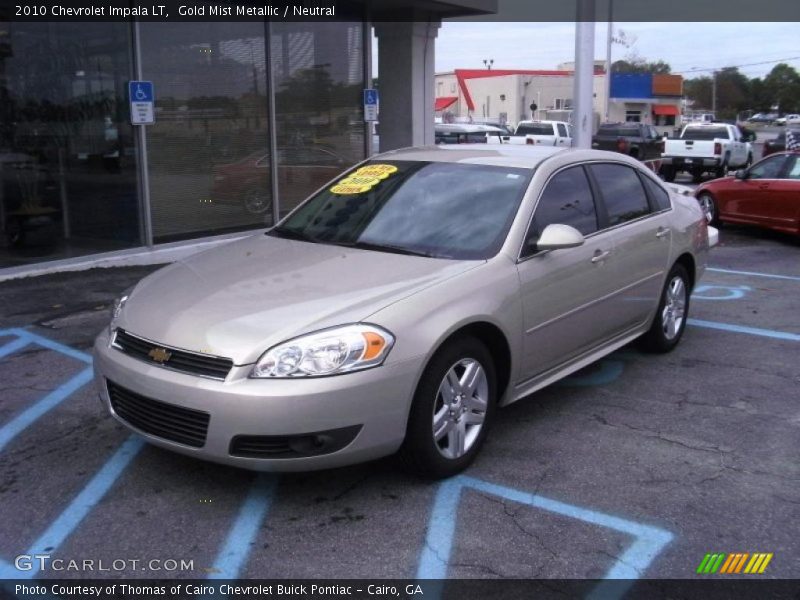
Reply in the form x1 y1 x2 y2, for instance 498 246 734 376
572 0 595 149
604 0 613 123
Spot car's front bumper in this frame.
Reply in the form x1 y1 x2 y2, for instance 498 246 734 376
93 330 423 471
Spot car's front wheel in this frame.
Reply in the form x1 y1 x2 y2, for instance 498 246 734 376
639 263 691 353
697 192 719 225
398 336 496 479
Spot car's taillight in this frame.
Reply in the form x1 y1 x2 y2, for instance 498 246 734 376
714 142 722 155
526 138 534 145
617 138 629 153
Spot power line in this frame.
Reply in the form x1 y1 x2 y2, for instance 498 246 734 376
676 56 800 76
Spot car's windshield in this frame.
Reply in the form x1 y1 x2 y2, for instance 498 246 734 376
269 160 532 260
681 127 730 140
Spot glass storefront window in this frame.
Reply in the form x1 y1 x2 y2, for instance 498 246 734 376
141 23 273 242
0 22 140 268
271 22 365 217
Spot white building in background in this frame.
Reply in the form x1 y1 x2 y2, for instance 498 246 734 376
435 66 683 133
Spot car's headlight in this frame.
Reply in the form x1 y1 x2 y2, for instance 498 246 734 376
108 287 133 335
250 324 395 378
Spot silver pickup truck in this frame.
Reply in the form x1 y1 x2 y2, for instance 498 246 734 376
660 123 752 182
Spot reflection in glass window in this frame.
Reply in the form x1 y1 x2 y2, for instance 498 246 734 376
141 23 273 241
590 164 651 226
526 167 598 253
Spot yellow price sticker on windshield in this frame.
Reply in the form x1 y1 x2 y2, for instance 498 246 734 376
330 182 372 195
341 174 381 187
355 164 398 179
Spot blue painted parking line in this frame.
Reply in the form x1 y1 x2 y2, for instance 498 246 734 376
688 319 800 342
0 335 32 359
207 474 279 579
692 284 751 300
417 476 673 599
0 367 94 453
0 436 144 579
707 267 800 282
0 329 94 452
558 359 625 387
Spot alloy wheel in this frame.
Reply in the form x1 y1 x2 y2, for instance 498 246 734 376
432 358 488 459
661 276 687 340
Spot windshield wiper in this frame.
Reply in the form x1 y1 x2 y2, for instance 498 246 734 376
344 240 441 258
267 227 319 243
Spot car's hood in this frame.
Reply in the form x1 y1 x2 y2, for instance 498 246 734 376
118 234 479 365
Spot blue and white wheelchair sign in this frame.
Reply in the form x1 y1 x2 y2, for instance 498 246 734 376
363 88 379 122
129 81 155 125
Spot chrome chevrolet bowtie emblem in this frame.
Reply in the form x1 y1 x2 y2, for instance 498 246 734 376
148 347 172 363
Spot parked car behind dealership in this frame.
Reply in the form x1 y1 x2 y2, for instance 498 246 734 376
695 151 800 235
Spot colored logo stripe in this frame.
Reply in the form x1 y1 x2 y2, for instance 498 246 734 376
697 552 773 574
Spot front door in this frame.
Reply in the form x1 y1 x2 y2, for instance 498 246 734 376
517 165 620 380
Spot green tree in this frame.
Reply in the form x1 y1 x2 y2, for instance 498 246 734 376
611 58 672 74
762 63 800 113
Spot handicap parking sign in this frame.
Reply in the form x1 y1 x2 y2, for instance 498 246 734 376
363 88 379 122
129 81 155 125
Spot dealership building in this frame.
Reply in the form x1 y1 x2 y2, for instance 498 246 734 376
0 1 496 276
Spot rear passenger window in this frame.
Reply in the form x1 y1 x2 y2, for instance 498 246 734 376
589 163 651 225
557 123 568 137
523 166 598 255
641 175 672 211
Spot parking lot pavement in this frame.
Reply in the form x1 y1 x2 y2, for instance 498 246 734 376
0 227 798 586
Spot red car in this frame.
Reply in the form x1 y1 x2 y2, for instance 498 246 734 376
694 151 800 235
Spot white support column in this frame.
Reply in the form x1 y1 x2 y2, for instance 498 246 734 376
572 0 595 149
374 19 441 151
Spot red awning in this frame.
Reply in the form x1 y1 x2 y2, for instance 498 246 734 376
435 96 458 111
652 105 679 116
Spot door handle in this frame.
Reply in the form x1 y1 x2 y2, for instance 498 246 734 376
656 227 671 238
591 249 610 263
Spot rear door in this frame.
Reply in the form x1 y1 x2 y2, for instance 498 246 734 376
556 123 571 146
757 154 800 230
587 163 673 330
516 165 619 379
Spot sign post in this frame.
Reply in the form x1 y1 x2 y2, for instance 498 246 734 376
363 88 379 122
129 81 155 125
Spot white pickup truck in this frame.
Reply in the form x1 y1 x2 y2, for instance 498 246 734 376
487 120 573 147
660 122 753 182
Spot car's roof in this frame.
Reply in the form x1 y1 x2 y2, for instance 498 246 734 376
372 145 642 170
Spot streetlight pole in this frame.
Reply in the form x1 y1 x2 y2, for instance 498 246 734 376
572 0 595 149
604 0 613 123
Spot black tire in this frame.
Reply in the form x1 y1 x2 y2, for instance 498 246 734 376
660 166 676 182
715 164 727 179
697 192 719 226
639 263 691 353
691 169 704 183
398 336 497 479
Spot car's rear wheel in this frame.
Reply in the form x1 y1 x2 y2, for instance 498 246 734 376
660 166 676 182
640 263 691 353
398 336 496 479
697 192 719 226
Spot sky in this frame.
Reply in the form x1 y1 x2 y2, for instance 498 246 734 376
429 22 800 79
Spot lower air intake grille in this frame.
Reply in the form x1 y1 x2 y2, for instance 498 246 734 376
108 381 210 448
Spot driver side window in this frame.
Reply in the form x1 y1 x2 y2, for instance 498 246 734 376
749 156 786 180
522 166 598 257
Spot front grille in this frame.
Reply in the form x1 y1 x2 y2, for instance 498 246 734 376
113 329 233 380
107 381 210 448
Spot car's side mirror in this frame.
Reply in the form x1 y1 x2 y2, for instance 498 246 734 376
734 169 748 180
536 224 585 251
